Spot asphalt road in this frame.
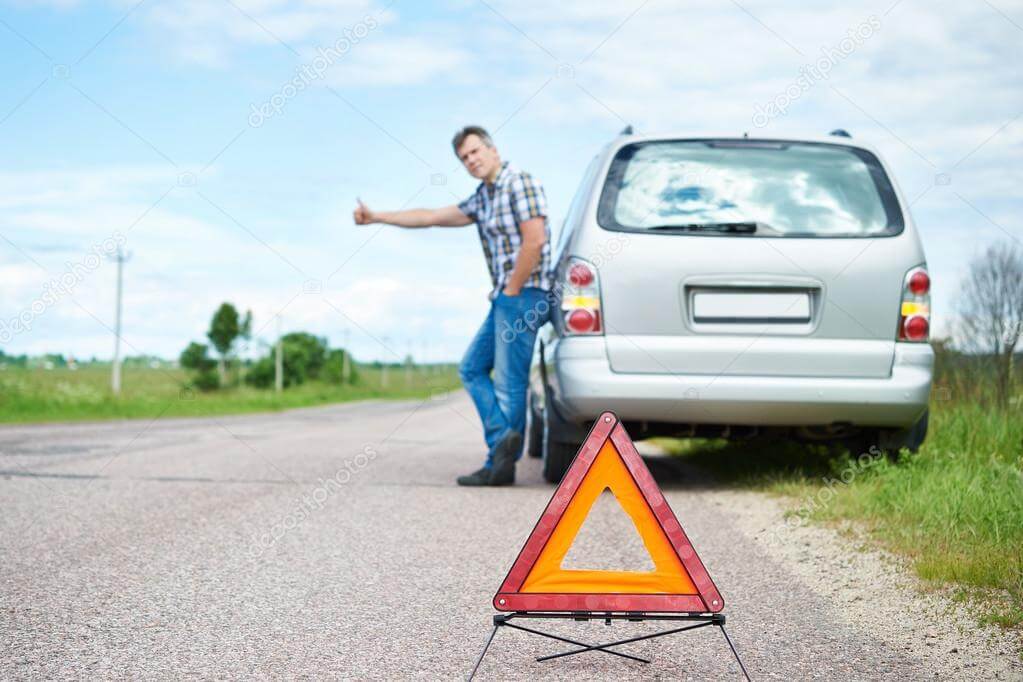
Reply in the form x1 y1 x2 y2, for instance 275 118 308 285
0 392 1016 680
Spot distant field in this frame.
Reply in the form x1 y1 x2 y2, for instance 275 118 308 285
659 357 1023 635
0 365 462 423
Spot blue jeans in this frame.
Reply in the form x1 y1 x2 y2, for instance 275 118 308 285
459 287 552 468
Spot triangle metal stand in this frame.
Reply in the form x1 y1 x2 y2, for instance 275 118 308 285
468 611 751 680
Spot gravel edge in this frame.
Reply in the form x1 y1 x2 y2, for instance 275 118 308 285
709 488 1023 680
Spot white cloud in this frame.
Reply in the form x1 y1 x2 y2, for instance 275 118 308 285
326 37 471 86
0 166 175 212
140 0 387 65
3 0 81 7
129 0 474 88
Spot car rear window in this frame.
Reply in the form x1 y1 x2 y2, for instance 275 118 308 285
597 140 904 237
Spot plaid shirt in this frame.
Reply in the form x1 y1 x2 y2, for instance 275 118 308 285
458 162 553 300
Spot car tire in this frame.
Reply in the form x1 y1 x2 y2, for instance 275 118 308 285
854 409 929 461
541 403 582 484
525 393 543 459
898 408 929 453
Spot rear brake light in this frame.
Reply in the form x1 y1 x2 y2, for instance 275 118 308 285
902 315 929 341
566 308 600 333
908 270 930 295
562 258 602 335
568 263 594 287
898 266 930 343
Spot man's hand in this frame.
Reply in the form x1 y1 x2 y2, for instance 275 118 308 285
351 201 472 228
353 198 375 225
501 216 545 296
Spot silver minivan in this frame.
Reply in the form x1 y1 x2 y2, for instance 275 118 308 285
526 130 934 482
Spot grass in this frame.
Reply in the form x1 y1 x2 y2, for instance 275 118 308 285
655 365 1023 634
0 364 462 423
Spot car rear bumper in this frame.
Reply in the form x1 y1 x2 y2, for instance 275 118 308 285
549 337 933 428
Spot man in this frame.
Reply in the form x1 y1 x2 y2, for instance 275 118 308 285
353 126 553 487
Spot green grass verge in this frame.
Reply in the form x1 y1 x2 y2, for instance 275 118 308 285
654 400 1023 633
0 365 462 423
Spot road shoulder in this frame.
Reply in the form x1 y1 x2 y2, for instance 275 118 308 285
714 488 1022 679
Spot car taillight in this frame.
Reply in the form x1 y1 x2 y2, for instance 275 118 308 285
898 266 930 343
908 270 930 295
562 258 602 335
566 308 600 333
568 263 594 287
903 315 929 341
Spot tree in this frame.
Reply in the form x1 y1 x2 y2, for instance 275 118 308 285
237 309 252 381
240 310 252 340
179 342 219 391
245 332 329 388
180 342 214 372
324 348 358 384
280 332 328 380
956 242 1023 408
207 303 248 385
245 356 278 389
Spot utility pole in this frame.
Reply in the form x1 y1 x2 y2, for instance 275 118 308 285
380 336 390 388
110 247 130 396
405 339 412 387
275 315 283 394
342 328 351 384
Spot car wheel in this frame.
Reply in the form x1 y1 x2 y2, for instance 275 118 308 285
854 409 929 461
898 409 929 453
541 403 581 484
525 393 543 459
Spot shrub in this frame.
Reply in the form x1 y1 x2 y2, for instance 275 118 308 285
244 333 330 389
180 342 219 391
323 349 357 384
190 369 220 392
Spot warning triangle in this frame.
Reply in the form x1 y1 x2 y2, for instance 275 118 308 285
494 412 723 614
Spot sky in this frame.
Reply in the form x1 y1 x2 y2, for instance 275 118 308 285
1 0 1021 364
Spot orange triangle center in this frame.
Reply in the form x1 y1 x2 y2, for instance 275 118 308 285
521 440 697 595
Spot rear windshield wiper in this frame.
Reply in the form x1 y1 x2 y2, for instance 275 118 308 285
645 222 758 234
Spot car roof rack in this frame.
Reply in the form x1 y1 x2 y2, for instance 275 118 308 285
829 128 852 138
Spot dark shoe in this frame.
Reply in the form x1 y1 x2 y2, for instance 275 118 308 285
489 431 523 486
457 467 492 486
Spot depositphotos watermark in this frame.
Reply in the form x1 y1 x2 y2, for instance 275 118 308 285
497 234 632 344
752 15 882 128
248 16 379 128
248 445 378 558
767 445 884 544
0 231 127 344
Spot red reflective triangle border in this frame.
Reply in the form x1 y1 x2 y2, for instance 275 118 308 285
494 411 724 614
